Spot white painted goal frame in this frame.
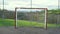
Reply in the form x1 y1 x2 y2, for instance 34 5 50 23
14 7 48 29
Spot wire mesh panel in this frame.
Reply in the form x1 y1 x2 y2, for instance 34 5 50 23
0 9 14 26
15 7 48 29
47 9 60 29
57 0 60 28
0 9 4 26
0 0 14 27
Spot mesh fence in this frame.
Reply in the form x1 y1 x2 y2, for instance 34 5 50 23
0 10 14 26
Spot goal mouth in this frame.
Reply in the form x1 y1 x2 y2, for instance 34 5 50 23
14 7 48 29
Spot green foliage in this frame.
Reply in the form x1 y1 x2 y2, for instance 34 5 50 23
48 9 60 14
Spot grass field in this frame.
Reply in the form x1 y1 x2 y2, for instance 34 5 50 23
0 18 60 27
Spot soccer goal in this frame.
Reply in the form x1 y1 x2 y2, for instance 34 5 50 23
14 7 48 29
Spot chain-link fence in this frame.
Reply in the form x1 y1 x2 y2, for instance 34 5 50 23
0 9 14 26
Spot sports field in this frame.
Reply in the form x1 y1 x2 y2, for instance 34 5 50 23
0 18 59 27
0 18 60 34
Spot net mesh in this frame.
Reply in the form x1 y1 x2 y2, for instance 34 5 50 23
16 8 46 28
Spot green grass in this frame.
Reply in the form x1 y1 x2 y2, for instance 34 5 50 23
17 20 44 27
0 18 14 26
0 18 60 27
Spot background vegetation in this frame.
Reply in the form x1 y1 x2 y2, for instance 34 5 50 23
0 9 60 27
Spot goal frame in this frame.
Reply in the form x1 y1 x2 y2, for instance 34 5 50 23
14 7 48 29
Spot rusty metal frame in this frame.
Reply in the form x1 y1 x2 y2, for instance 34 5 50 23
15 7 48 29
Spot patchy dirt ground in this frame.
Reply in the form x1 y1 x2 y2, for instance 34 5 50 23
0 26 60 34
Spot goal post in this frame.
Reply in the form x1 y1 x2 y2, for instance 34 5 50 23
14 7 48 29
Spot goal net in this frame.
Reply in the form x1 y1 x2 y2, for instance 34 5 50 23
14 7 48 29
